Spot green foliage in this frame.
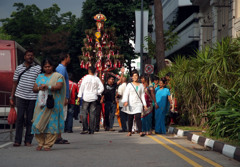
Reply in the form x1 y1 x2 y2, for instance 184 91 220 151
158 37 240 127
0 27 12 40
207 84 240 140
144 25 179 58
0 1 155 80
164 25 179 51
0 2 82 81
0 3 76 50
36 31 70 62
144 36 156 58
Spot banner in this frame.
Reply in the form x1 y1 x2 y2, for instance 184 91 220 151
135 10 149 53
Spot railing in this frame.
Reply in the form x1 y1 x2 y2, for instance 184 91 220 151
0 91 14 141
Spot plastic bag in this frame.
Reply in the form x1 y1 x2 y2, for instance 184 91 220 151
38 90 48 107
8 107 17 124
63 105 68 121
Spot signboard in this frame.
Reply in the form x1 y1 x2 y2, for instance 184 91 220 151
144 64 154 74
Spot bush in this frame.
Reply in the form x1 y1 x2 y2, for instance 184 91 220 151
159 37 240 126
207 84 240 140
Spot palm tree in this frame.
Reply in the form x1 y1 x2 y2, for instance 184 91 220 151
154 0 166 72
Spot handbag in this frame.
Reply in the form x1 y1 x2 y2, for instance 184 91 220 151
69 83 74 103
46 94 54 109
7 107 17 124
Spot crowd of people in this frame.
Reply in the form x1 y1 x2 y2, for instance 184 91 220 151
9 49 174 151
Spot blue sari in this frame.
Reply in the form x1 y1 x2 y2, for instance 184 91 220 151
32 72 66 134
155 87 170 134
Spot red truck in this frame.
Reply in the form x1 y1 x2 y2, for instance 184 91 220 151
0 40 39 118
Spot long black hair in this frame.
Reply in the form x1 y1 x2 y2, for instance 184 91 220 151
131 69 139 77
140 74 149 84
41 58 55 73
160 77 167 84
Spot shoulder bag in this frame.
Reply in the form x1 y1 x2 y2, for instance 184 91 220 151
17 65 32 84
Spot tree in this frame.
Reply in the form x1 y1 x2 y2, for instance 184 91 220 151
1 3 46 47
0 3 82 80
36 31 70 63
0 3 76 52
154 0 166 72
144 24 179 59
0 27 12 40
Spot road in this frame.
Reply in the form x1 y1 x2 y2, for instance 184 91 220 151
0 120 239 167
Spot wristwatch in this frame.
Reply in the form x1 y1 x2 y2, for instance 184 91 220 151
9 96 14 100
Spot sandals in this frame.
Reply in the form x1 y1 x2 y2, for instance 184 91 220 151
36 146 42 151
44 148 51 151
55 138 70 144
13 143 21 147
127 132 132 136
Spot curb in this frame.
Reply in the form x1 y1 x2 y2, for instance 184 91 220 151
168 126 240 162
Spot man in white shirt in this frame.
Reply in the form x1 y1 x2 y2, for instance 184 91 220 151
117 77 128 132
77 66 104 134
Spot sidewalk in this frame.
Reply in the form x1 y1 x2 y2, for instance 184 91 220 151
168 126 240 162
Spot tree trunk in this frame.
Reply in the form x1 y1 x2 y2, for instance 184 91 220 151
154 0 166 72
127 61 132 75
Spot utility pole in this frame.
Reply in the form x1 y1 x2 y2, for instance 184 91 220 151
140 0 144 74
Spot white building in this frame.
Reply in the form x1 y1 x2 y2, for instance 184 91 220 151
191 0 240 49
131 57 140 71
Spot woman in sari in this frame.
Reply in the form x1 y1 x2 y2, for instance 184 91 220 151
140 75 158 135
155 78 172 134
32 58 66 151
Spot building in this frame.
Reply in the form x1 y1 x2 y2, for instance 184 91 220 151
135 0 240 74
147 0 240 61
191 0 240 49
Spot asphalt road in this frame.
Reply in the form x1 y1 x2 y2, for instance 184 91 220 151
0 120 239 167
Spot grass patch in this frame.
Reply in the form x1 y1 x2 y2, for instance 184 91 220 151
170 125 203 131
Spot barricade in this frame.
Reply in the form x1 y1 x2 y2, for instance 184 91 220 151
0 91 14 141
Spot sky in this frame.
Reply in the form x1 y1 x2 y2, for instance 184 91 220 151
0 0 86 25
